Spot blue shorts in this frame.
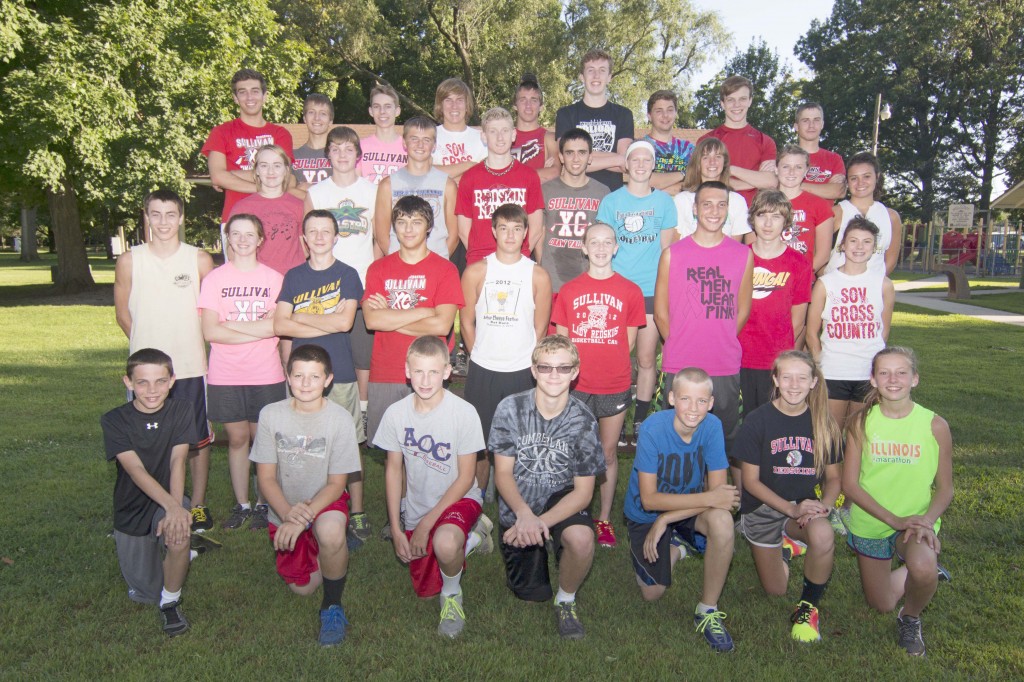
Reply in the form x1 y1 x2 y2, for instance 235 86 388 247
846 530 901 560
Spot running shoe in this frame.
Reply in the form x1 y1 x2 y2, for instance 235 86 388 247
554 600 585 640
694 608 734 652
467 514 494 556
630 421 643 448
190 532 222 556
897 613 926 656
937 562 952 582
160 600 190 637
618 425 629 448
782 533 807 562
437 592 466 639
790 600 821 642
319 605 349 647
349 512 372 542
594 520 617 548
221 504 252 530
190 505 213 533
248 504 269 531
828 509 848 536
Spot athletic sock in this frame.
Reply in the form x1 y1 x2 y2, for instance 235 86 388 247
440 569 463 597
464 532 481 556
800 577 828 606
554 587 575 604
696 601 716 615
634 400 652 425
359 399 368 413
159 588 181 608
239 502 251 511
321 576 347 610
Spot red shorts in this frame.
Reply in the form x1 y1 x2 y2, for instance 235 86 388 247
267 493 350 586
405 498 481 598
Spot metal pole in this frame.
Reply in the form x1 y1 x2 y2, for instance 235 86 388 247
872 93 882 156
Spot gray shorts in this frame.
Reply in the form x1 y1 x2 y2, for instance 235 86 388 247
571 389 631 419
351 309 373 371
366 381 412 445
326 380 364 442
740 503 791 548
207 382 286 423
113 497 189 604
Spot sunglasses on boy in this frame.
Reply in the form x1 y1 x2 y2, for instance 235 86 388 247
534 364 576 375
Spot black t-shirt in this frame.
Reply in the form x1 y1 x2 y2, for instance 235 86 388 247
101 398 196 536
555 100 634 191
734 402 842 514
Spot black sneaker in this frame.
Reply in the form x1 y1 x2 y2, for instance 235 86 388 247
221 504 252 530
349 512 372 542
554 600 585 640
190 505 213 533
190 533 222 556
249 504 270 531
160 600 190 637
617 425 628 448
937 562 952 582
897 613 926 656
630 421 643 448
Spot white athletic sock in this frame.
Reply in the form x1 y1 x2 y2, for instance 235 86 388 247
239 502 251 511
160 588 181 608
440 569 463 597
189 550 198 562
359 399 368 412
464 531 481 556
555 587 575 604
696 601 716 615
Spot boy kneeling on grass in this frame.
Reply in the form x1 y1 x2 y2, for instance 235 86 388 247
375 335 491 639
250 344 361 647
623 368 740 653
490 335 605 640
102 348 202 637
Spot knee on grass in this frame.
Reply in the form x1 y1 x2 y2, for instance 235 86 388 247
290 571 322 596
637 578 667 602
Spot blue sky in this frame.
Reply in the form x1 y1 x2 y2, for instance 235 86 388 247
691 0 836 86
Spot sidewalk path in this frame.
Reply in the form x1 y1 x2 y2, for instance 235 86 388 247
892 276 1024 326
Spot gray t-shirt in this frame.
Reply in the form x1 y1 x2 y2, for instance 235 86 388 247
373 391 485 529
540 177 609 293
488 389 605 527
250 399 361 526
292 143 331 186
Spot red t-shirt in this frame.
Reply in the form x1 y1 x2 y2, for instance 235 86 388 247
805 148 845 185
455 160 543 264
739 247 813 370
700 125 777 207
551 273 646 394
362 252 464 383
786 191 834 270
229 193 306 276
201 118 295 221
511 128 548 170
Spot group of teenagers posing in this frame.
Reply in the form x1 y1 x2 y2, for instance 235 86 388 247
103 49 952 657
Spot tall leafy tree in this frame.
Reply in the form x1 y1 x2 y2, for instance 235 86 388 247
689 38 805 145
0 0 306 292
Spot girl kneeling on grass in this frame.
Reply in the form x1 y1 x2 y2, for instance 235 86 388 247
843 346 953 657
736 350 842 643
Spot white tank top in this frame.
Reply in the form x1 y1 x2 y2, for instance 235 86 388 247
825 200 892 276
470 254 537 372
818 268 885 380
128 243 206 378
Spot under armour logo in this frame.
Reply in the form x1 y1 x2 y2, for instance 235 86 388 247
146 423 158 429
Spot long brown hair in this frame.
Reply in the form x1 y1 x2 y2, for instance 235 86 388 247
772 350 841 475
848 346 919 442
682 137 732 192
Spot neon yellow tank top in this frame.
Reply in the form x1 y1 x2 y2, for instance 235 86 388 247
848 403 941 539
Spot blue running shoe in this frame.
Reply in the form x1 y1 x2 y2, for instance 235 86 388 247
319 605 349 646
694 608 734 653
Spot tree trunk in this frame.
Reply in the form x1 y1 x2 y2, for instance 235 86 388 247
19 205 39 262
45 173 95 293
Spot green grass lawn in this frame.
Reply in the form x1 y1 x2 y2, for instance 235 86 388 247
953 292 1024 316
1 290 1022 677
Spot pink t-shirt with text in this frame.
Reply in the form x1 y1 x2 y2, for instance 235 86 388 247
360 135 408 184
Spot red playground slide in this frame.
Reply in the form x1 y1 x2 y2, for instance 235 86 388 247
942 231 979 266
